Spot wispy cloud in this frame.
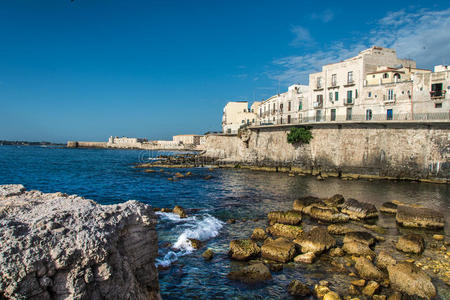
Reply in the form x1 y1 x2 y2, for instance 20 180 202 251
290 26 313 47
271 8 450 85
310 9 335 23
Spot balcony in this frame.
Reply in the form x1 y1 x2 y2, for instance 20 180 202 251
344 80 355 87
430 90 446 100
383 94 396 104
313 100 323 108
344 98 354 105
328 82 339 89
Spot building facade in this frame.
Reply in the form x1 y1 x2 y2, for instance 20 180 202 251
173 134 204 146
222 101 259 134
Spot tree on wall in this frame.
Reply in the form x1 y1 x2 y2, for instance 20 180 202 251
287 127 313 144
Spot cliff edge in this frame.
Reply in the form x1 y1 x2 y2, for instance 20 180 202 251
0 184 160 300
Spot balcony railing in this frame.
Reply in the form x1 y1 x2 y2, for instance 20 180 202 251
430 90 446 99
253 112 449 126
344 98 354 105
313 101 323 108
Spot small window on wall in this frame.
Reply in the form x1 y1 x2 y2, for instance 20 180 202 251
435 103 442 108
383 73 389 79
329 92 333 101
335 91 339 101
368 92 372 98
366 109 373 120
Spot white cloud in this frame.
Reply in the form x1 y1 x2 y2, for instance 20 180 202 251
310 9 335 23
290 26 313 46
271 8 450 85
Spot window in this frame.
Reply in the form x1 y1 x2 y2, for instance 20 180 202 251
315 110 322 122
387 109 393 120
347 71 353 84
394 73 401 80
227 128 231 134
331 74 337 86
315 95 323 108
241 120 245 123
317 77 322 88
331 109 336 121
355 89 358 99
431 83 443 97
329 92 333 101
347 90 353 103
346 108 352 120
280 103 283 112
335 91 339 101
243 109 246 112
299 101 303 110
287 115 291 123
388 89 394 100
368 92 372 98
366 109 373 121
259 108 262 116
288 101 291 111
273 103 276 111
435 103 442 108
252 118 255 123
299 113 303 123
383 73 389 79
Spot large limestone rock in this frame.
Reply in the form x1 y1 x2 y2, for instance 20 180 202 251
342 241 375 258
396 234 425 254
341 198 378 220
251 227 268 240
267 210 302 225
323 194 345 207
173 205 187 218
294 226 336 254
354 257 384 281
227 263 272 283
266 223 303 239
343 231 376 246
292 196 322 212
376 251 397 270
327 223 363 235
396 205 445 229
0 185 161 300
309 206 349 223
388 262 436 299
261 238 296 263
229 239 260 260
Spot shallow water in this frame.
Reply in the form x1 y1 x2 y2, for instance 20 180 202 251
0 146 449 299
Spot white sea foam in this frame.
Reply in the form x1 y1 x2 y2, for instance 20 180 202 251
155 214 224 268
156 211 196 222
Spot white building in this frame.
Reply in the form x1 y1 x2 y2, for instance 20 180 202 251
222 101 259 134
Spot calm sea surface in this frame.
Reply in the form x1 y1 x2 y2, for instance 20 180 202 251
0 146 449 299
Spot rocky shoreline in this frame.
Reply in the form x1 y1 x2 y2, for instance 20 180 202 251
0 185 161 300
224 195 448 299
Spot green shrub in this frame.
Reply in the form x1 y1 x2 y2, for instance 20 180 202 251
287 127 313 144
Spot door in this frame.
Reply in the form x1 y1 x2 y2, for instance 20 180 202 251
387 109 393 120
331 109 336 121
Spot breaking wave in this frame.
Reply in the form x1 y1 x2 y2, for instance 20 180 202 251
155 212 224 268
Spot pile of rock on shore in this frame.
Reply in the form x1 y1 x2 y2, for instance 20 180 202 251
225 194 447 300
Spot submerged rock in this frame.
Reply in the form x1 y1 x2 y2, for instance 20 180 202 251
227 263 272 283
309 206 350 223
343 231 376 246
380 202 398 214
202 249 214 260
294 226 336 254
341 198 378 220
354 257 384 281
251 227 268 240
189 238 202 250
288 279 311 296
261 237 297 263
267 223 303 239
376 251 397 270
267 210 302 225
396 234 425 254
0 185 161 300
388 262 436 299
229 239 260 260
343 241 375 258
396 205 445 229
294 252 316 264
173 205 187 218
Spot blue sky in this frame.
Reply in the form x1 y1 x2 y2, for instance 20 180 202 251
1 1 449 142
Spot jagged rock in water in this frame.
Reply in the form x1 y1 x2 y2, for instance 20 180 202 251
292 196 322 212
343 231 376 246
396 205 444 229
309 206 350 223
261 237 297 263
327 224 364 235
173 205 187 218
202 249 214 260
380 202 398 214
288 280 311 296
343 241 376 258
294 226 336 254
396 234 425 254
376 251 397 270
341 198 378 220
266 223 303 239
189 238 202 250
251 227 268 240
229 239 260 260
388 262 436 299
293 252 316 264
354 257 384 281
323 194 345 207
0 184 26 197
362 280 380 296
267 210 302 225
227 263 272 283
0 185 161 300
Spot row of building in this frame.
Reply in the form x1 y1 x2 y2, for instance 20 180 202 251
108 134 205 149
222 46 449 134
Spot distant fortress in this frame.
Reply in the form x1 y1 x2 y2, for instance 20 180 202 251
67 134 206 151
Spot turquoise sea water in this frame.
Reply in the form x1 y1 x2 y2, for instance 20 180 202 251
0 146 449 299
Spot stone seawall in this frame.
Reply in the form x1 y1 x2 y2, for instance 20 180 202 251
203 122 450 182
